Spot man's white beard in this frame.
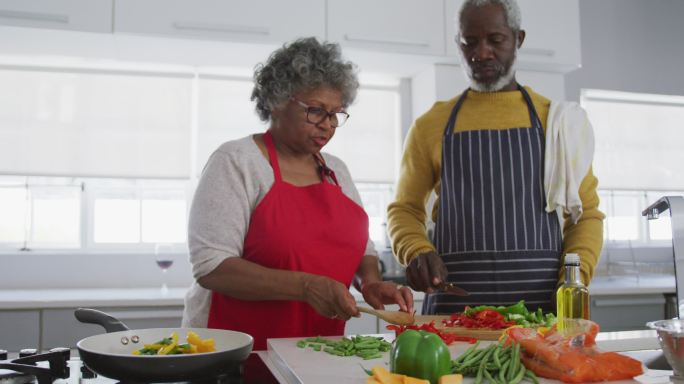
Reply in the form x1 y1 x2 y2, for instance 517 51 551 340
459 50 518 92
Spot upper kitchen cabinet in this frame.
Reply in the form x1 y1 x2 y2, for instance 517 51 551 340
445 0 581 72
114 0 325 44
327 0 445 56
0 0 112 33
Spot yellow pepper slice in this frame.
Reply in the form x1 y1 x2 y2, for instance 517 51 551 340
158 332 178 355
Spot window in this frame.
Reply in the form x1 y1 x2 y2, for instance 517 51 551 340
0 176 82 250
0 65 403 253
356 183 395 248
583 89 684 191
583 89 683 244
0 68 193 179
0 176 188 251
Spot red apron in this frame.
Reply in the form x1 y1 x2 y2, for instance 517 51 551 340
207 131 369 350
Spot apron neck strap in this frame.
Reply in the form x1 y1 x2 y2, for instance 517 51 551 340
263 131 338 186
314 153 339 186
443 84 542 137
263 130 283 182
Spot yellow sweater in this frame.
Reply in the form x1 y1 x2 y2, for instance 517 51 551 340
387 87 604 286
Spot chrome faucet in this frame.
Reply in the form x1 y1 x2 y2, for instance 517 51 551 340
643 196 684 318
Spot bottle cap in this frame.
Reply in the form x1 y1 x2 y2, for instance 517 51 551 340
564 253 580 266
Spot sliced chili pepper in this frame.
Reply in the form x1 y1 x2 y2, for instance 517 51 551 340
386 321 477 345
443 308 516 330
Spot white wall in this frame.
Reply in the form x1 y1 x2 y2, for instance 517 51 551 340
565 0 684 101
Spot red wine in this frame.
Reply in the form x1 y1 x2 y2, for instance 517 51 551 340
156 260 173 270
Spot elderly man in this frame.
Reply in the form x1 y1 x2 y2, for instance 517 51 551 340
387 0 604 314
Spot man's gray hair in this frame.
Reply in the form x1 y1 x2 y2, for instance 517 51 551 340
251 37 359 122
458 0 522 33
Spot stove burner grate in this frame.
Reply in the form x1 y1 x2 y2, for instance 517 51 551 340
0 348 70 384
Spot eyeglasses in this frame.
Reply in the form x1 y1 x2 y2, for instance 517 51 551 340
290 97 350 128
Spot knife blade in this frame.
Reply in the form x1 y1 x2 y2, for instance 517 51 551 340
437 282 470 296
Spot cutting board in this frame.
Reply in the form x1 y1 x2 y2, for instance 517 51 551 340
265 336 666 384
414 315 504 340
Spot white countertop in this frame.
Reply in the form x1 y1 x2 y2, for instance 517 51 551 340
264 332 671 384
591 274 676 295
0 287 188 309
0 274 673 310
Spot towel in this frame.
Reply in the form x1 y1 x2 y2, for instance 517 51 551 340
544 101 595 224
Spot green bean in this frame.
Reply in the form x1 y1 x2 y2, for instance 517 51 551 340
524 368 540 384
508 342 520 382
483 369 499 384
459 348 487 368
492 345 502 368
510 363 526 384
475 345 496 384
498 359 511 383
453 341 481 365
296 335 390 360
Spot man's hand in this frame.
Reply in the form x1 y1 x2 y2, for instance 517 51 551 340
405 251 447 293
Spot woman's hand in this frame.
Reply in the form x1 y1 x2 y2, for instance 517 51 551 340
302 275 359 320
406 251 447 293
361 281 414 314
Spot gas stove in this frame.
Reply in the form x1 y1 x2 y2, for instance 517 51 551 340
0 349 277 384
0 348 70 384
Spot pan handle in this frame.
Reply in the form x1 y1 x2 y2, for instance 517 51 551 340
75 308 130 333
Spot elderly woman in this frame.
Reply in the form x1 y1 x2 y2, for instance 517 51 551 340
182 37 413 350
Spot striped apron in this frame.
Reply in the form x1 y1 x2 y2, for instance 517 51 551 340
424 86 562 314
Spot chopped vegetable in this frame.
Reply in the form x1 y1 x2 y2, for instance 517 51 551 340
366 365 430 384
450 340 535 384
390 329 452 384
132 331 215 355
295 335 391 360
445 300 556 329
387 321 477 345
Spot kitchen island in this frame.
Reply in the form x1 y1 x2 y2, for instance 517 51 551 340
260 331 672 384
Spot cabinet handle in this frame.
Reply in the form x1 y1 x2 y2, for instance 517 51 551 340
173 21 269 36
592 297 666 307
344 34 430 48
519 48 556 58
0 10 69 24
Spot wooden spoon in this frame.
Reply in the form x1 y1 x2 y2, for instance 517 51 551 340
358 307 415 326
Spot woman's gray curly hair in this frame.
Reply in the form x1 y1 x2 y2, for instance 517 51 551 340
251 37 359 122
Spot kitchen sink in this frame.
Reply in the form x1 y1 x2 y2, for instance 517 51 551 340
621 349 672 370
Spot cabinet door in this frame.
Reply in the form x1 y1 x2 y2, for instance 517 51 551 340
445 0 581 72
0 310 40 352
327 0 445 56
590 295 665 332
0 0 112 33
42 307 183 350
115 0 325 44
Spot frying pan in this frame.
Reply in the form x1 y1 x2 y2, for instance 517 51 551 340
74 308 253 382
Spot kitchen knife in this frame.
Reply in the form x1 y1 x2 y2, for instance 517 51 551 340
438 282 470 296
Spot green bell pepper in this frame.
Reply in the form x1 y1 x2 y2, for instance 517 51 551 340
390 330 451 384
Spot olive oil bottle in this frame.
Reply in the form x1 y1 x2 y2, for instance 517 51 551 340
556 253 589 328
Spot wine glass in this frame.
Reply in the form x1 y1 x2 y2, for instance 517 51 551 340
155 243 176 295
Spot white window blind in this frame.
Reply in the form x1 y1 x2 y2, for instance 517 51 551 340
0 68 193 179
325 87 400 183
196 77 401 183
196 75 266 175
582 89 684 190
